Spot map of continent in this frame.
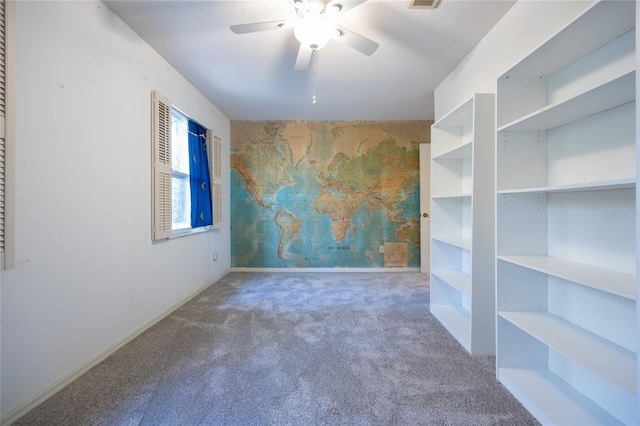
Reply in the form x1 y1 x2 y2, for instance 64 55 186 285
230 121 430 268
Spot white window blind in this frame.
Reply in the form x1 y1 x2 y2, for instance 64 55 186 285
211 133 223 229
0 0 6 256
151 90 172 240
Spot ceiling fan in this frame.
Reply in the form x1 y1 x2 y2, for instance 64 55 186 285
230 0 379 70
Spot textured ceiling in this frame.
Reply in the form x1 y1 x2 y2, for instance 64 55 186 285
104 0 515 121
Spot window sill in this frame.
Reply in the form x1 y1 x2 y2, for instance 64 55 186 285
170 225 212 240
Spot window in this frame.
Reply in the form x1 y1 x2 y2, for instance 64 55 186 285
170 109 191 230
0 0 6 268
151 91 222 240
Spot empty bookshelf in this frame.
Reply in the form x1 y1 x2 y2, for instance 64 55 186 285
430 93 495 355
495 1 637 424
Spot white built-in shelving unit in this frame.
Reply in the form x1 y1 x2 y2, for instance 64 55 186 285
430 93 495 355
495 1 637 424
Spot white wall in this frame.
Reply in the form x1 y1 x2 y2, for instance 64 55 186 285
1 1 231 421
434 0 592 120
636 6 640 422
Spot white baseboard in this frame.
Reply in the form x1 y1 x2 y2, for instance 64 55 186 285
1 268 230 426
230 267 422 273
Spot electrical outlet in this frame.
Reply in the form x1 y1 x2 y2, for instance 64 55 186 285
379 245 384 253
212 252 218 261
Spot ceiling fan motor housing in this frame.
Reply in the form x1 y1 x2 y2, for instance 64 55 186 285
295 0 330 16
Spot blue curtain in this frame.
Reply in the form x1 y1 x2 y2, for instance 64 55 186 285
188 120 213 227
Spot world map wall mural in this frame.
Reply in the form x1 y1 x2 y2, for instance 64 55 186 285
230 120 431 268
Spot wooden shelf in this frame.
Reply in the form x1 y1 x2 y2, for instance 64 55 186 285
431 304 470 351
500 2 634 80
431 236 471 251
498 178 635 194
499 311 636 393
431 270 471 297
432 141 472 161
498 255 635 300
433 97 473 128
498 368 623 426
432 193 472 200
498 71 634 132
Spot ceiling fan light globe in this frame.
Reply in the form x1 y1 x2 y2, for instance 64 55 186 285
294 15 334 50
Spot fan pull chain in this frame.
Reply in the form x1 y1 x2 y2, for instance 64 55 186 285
312 49 317 105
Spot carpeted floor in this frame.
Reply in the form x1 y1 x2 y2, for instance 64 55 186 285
16 272 538 425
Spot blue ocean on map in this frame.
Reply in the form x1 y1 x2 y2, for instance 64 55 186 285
231 165 419 268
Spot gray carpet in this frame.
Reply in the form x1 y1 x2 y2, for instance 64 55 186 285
16 272 538 425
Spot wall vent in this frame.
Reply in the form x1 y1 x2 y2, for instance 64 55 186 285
408 0 441 9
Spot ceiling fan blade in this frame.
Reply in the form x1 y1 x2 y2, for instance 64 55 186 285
294 45 314 70
334 25 378 56
230 20 290 34
326 0 367 14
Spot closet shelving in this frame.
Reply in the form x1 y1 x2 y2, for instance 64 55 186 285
495 1 637 424
430 93 495 355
